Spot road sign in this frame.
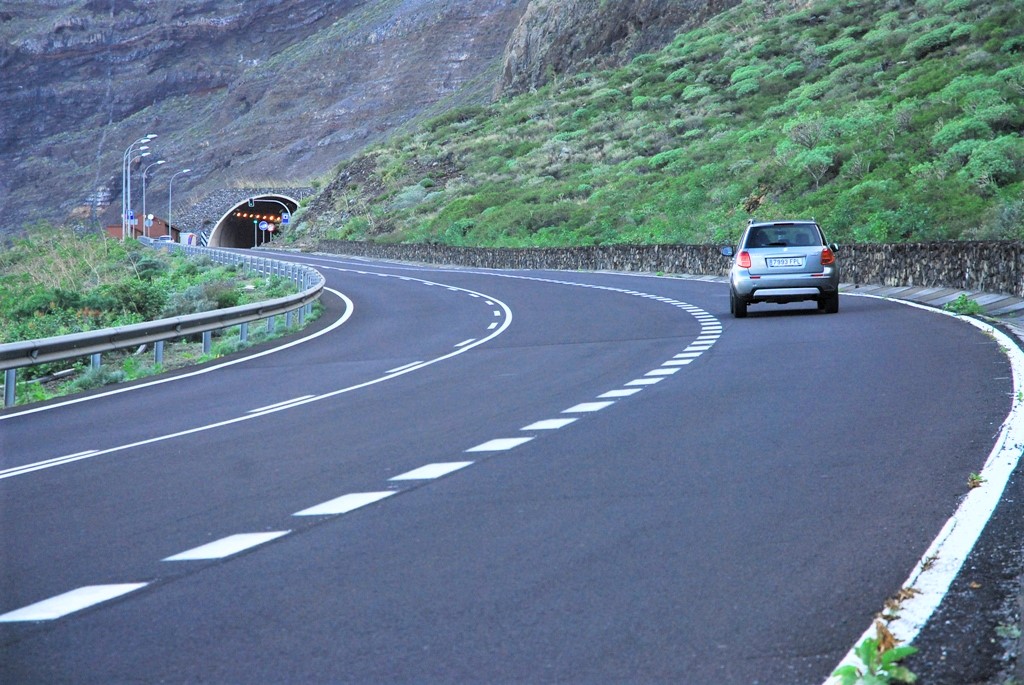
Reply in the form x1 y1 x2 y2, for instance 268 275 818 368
128 210 135 221
281 212 290 225
259 221 269 230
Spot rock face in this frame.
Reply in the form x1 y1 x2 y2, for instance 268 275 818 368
0 0 735 235
0 0 532 233
497 0 740 95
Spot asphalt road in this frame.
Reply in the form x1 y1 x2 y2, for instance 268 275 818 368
0 253 1014 684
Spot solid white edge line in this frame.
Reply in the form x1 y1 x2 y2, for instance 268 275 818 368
248 395 316 413
822 295 1024 684
0 583 149 622
386 361 423 374
0 450 100 479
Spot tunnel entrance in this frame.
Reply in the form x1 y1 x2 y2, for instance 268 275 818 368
209 195 298 248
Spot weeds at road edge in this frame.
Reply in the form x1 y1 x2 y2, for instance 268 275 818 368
943 295 985 316
832 620 918 684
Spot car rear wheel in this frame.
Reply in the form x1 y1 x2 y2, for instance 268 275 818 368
731 290 747 318
819 292 839 314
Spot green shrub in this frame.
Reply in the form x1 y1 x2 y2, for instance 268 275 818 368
667 67 694 83
902 23 968 59
67 365 126 392
650 148 688 168
931 117 993 149
108 279 167 319
960 135 1024 186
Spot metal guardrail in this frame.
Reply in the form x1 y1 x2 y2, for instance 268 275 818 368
1 244 325 408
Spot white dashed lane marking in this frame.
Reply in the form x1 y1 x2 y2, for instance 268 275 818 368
390 462 475 480
562 401 614 413
599 388 643 398
163 532 291 561
294 491 397 517
0 584 148 623
521 418 578 431
625 378 663 386
466 437 535 452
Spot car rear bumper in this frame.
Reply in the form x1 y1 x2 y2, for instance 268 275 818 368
730 271 839 302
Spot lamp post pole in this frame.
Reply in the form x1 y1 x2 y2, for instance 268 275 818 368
121 134 157 240
142 159 166 237
125 150 151 239
167 168 192 240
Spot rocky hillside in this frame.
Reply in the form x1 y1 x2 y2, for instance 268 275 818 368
297 0 1024 247
0 0 732 236
498 0 738 95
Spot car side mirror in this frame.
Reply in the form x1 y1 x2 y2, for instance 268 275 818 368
829 243 839 252
720 246 734 258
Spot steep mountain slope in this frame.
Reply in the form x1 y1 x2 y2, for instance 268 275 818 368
298 0 1024 246
498 0 739 95
1 0 731 237
0 0 531 234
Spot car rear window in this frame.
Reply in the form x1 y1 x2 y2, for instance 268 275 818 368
746 224 821 248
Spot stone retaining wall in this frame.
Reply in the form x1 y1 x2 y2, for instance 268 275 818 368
317 240 1024 297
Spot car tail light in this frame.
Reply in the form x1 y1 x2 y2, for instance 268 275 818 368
737 251 751 269
820 246 836 266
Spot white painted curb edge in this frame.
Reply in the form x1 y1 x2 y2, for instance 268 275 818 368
823 294 1024 683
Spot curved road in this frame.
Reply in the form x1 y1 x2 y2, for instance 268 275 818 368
0 252 1013 683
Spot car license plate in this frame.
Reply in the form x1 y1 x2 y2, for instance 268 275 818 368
768 257 802 267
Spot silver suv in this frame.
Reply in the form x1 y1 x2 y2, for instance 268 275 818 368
721 219 840 318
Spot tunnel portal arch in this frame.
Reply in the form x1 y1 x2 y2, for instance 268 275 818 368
209 194 299 248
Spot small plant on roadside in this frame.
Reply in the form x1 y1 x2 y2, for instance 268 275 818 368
995 623 1022 640
968 471 986 489
832 630 918 685
943 294 985 315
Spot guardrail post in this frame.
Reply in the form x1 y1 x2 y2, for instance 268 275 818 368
155 340 164 366
267 315 275 334
91 353 101 369
4 369 15 408
299 306 306 326
202 331 212 355
240 322 248 343
286 310 293 328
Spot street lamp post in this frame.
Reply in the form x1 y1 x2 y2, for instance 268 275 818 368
166 168 192 240
121 134 157 239
125 150 151 239
141 159 166 237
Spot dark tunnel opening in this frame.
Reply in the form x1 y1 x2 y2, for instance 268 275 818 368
211 196 298 248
